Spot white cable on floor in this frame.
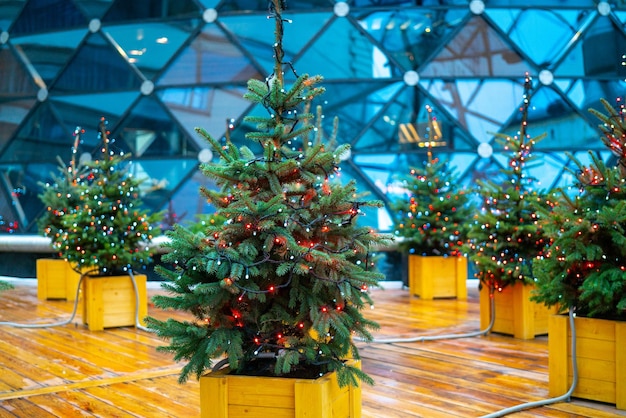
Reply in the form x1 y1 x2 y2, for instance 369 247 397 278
479 307 578 418
0 269 149 332
356 286 496 344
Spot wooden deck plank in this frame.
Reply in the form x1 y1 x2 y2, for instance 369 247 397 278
0 282 625 417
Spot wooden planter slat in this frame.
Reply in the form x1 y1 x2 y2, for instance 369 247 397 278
81 274 147 331
408 255 467 300
200 361 362 418
36 258 82 301
479 283 556 339
549 314 626 409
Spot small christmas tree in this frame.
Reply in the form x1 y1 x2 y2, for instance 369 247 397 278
146 0 391 388
50 119 161 275
532 98 626 320
392 107 473 256
466 74 551 291
38 127 88 245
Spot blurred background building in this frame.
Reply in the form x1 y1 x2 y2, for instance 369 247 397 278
1 0 625 237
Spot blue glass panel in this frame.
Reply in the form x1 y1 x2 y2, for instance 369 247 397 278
485 0 596 6
0 99 35 150
10 0 86 35
0 102 76 163
164 167 218 225
130 158 198 211
157 23 262 86
113 95 197 157
159 86 250 148
352 0 467 6
493 9 580 66
220 12 332 76
563 79 626 120
0 45 39 99
0 0 25 32
49 92 138 149
102 0 200 22
73 0 113 19
555 16 626 77
218 0 332 12
12 29 86 84
292 17 398 80
357 8 466 71
421 16 532 77
52 32 143 93
104 21 197 80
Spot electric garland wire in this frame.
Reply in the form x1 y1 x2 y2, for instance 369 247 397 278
479 306 578 418
0 270 149 332
355 285 496 344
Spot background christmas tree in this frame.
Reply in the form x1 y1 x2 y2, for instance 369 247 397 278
146 0 391 387
50 119 161 275
391 106 473 256
466 74 551 291
532 98 626 320
38 127 88 247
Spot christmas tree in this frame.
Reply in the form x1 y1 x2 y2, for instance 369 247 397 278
392 107 473 256
50 119 161 275
466 74 551 291
38 127 87 245
532 98 626 320
146 0 391 388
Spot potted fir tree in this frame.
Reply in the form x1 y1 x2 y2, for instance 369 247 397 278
50 119 161 331
37 127 88 301
466 74 555 339
145 2 391 416
391 114 473 300
532 98 626 409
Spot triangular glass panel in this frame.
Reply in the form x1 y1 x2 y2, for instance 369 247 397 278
498 85 601 152
73 0 112 19
420 15 532 77
0 1 25 32
198 0 221 9
225 102 267 156
0 102 78 163
555 15 626 78
0 45 40 99
12 29 87 84
562 79 626 120
10 0 86 36
219 12 331 76
356 7 467 71
112 95 198 158
158 85 250 149
291 16 399 81
218 0 332 12
448 152 480 187
488 9 582 66
311 81 404 147
421 78 524 142
128 158 198 211
164 168 219 226
0 98 36 151
51 31 143 93
49 92 138 150
102 0 200 22
103 21 198 80
157 23 261 86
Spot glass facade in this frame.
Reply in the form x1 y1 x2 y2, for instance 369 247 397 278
1 0 624 233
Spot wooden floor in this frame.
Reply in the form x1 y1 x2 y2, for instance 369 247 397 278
0 280 624 418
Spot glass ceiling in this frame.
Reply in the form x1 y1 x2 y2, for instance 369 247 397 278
1 0 625 233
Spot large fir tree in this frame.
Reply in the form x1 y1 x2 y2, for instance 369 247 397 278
532 98 626 320
466 74 551 291
50 119 161 275
392 107 472 256
146 0 391 387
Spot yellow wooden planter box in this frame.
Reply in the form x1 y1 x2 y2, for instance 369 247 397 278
200 360 362 418
81 273 147 331
36 258 82 301
549 314 626 409
408 255 467 300
479 282 556 339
